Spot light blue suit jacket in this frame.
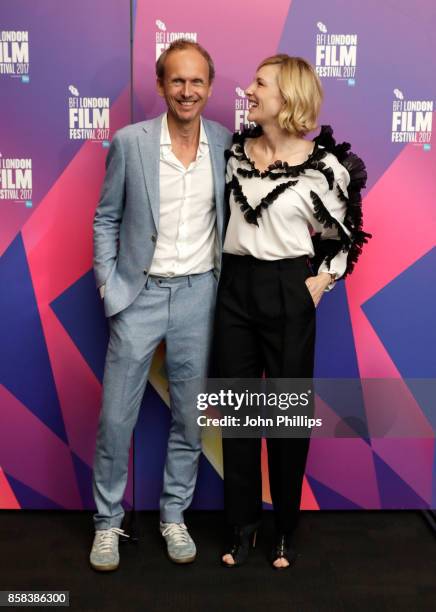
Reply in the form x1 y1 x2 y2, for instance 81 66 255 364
93 113 232 317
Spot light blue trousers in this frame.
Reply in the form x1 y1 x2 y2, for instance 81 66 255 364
92 270 217 529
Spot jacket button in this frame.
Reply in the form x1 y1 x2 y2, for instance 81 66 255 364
151 235 157 243
143 269 148 275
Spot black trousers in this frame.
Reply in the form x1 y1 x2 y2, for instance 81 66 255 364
212 253 316 534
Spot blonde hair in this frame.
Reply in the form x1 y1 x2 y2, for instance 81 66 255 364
257 54 323 136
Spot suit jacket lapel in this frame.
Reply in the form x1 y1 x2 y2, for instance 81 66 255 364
137 115 162 230
204 119 225 242
137 114 225 238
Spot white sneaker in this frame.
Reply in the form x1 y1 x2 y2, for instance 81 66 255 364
89 527 129 571
160 522 197 564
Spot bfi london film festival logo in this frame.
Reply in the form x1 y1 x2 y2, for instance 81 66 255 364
0 30 30 82
68 85 110 146
391 89 433 149
234 87 255 132
315 22 357 86
155 20 198 60
0 153 33 207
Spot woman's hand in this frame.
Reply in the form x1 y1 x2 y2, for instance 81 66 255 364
305 272 333 307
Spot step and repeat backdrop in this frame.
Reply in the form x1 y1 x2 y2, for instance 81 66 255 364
1 0 435 512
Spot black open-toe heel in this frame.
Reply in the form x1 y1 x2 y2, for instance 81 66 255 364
270 533 297 570
221 521 260 568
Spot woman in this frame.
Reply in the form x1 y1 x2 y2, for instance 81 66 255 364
213 54 371 569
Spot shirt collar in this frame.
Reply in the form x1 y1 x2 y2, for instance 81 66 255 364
160 113 209 148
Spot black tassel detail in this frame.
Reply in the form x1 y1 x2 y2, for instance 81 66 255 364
231 176 298 226
224 124 372 280
336 183 348 202
310 126 372 278
225 125 326 181
316 163 335 190
236 165 311 181
310 191 351 247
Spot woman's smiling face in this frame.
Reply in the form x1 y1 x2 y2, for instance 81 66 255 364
244 64 284 127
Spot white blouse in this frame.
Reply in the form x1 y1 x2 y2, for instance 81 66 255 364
223 126 370 292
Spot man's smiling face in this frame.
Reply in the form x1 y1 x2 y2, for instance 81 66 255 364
157 48 213 125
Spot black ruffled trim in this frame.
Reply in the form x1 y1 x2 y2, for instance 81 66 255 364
311 125 372 277
310 191 351 246
225 124 372 278
310 191 350 270
227 126 329 180
231 175 298 226
225 127 334 224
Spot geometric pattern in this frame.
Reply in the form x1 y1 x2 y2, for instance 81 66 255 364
0 0 435 511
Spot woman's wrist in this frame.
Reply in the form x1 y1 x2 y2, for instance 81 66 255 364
318 271 336 286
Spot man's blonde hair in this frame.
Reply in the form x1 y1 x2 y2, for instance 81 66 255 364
156 39 215 83
257 54 323 136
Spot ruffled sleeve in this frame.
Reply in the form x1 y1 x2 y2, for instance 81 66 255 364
309 125 372 291
223 138 240 230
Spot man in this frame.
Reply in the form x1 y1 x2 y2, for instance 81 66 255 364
90 40 231 571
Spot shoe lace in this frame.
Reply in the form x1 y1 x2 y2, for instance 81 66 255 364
95 528 129 553
161 523 189 545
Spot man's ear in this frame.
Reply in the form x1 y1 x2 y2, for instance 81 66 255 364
208 83 213 98
156 78 164 98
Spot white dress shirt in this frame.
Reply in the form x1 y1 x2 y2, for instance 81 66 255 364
223 141 353 291
149 113 216 277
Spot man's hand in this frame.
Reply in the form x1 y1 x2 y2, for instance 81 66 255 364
99 284 106 300
305 272 334 307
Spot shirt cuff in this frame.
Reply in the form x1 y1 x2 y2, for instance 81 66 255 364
323 275 337 292
317 264 340 292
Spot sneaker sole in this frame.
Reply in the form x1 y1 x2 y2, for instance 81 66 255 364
90 561 119 572
168 553 196 564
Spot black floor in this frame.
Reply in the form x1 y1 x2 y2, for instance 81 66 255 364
0 510 435 612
